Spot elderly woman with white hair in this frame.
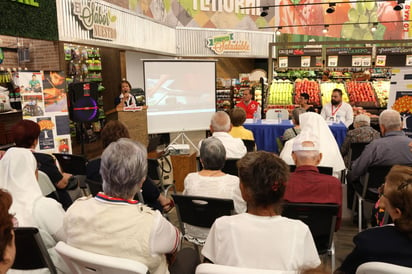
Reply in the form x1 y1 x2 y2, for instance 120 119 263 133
64 138 199 274
340 114 380 167
184 137 247 240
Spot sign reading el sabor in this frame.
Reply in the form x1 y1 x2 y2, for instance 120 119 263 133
73 0 117 41
207 33 250 55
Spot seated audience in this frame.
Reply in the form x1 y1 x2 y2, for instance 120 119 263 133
298 93 316 112
11 120 74 209
202 151 320 271
340 114 380 168
229 107 254 140
0 189 15 274
86 120 173 213
199 111 246 159
280 112 345 178
0 148 68 273
184 138 246 239
282 107 306 142
284 135 342 230
335 165 412 274
65 138 199 274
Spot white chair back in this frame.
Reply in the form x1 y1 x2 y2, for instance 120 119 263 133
356 262 412 274
37 170 57 196
195 263 298 274
55 242 148 274
266 109 289 120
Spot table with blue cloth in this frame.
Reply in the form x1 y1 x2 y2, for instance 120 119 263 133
244 120 347 154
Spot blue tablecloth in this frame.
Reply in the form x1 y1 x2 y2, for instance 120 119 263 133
244 120 347 154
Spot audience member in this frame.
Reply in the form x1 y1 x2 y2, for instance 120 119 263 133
184 138 246 240
298 93 316 112
282 107 306 141
229 107 254 140
335 165 412 274
202 151 320 271
320 88 353 128
0 189 15 274
284 135 342 230
199 111 246 158
340 114 380 168
65 139 199 274
235 88 259 119
86 120 173 212
280 112 345 178
0 147 68 273
11 120 74 209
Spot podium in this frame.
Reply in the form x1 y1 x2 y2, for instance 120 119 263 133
106 107 148 147
170 152 197 192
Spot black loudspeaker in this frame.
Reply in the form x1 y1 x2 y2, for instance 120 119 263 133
67 82 99 122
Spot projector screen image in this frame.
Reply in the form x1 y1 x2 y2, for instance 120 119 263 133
144 60 216 134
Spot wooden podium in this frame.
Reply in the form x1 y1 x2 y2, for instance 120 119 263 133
170 152 197 192
106 107 148 147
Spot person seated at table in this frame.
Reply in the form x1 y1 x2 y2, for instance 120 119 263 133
282 107 306 142
298 93 316 112
284 135 342 230
11 120 75 210
335 165 412 274
235 88 259 119
340 114 380 168
65 138 199 274
184 137 246 240
0 189 16 274
280 112 345 178
229 107 254 141
199 111 246 159
320 88 353 128
202 151 321 271
0 147 69 273
86 120 174 213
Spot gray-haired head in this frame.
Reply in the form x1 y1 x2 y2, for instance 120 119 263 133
292 108 306 125
200 137 226 170
379 109 401 132
100 138 147 200
211 111 231 132
354 114 371 127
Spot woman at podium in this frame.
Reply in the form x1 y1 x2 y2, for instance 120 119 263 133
115 79 137 108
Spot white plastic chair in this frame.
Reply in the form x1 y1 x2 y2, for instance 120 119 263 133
196 263 298 274
266 109 289 120
55 241 148 274
356 262 412 274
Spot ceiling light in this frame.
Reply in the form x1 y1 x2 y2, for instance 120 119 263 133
394 0 404 10
371 23 378 32
276 27 282 36
322 25 329 33
260 6 269 17
326 3 336 14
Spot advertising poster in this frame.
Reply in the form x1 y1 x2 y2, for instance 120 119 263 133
328 56 338 67
279 57 288 68
301 56 310 67
18 72 45 117
362 56 371 67
352 56 362 67
406 55 412 66
376 55 387 67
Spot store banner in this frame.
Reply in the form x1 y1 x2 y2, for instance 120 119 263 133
206 33 250 55
14 71 72 154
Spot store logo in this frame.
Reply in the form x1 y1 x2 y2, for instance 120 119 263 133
206 33 250 55
73 0 117 41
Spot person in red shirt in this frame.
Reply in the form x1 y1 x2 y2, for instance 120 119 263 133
236 89 259 119
284 135 342 231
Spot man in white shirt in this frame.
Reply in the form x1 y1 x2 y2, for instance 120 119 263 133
321 88 353 128
199 111 247 159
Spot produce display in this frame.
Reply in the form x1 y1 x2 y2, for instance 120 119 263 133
392 96 412 114
320 82 349 105
294 79 321 106
372 81 390 107
346 81 377 106
268 80 293 105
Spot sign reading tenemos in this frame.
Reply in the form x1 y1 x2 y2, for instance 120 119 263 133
73 0 117 41
206 33 250 55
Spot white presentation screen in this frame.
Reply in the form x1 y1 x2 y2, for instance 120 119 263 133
144 60 216 134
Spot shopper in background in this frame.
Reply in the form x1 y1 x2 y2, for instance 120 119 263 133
0 189 16 274
236 88 259 119
229 107 254 141
115 79 137 108
298 93 316 112
320 88 353 128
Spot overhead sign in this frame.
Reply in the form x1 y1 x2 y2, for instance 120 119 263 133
376 47 412 55
278 48 322 56
73 0 117 41
206 33 250 55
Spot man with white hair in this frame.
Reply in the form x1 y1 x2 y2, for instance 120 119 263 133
284 135 342 230
199 111 247 159
340 114 380 167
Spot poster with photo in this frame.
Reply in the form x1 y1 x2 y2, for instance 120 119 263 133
42 71 68 113
328 56 338 67
16 72 46 118
37 117 55 150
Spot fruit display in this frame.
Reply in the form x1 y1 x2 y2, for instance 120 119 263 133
346 81 378 106
294 79 321 106
320 82 349 105
372 81 390 107
268 80 293 105
392 96 412 114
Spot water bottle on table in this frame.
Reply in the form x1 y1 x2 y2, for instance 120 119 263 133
277 110 282 124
